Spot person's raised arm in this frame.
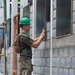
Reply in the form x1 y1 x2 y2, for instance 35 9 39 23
31 29 45 48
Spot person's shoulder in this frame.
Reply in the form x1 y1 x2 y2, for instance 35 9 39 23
19 33 30 39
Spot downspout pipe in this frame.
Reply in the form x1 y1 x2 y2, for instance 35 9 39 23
50 0 53 75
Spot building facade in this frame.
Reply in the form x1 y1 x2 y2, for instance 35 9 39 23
0 0 75 75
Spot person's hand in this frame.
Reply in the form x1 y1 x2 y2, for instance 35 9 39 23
40 28 46 37
42 27 46 32
13 13 19 24
13 17 16 24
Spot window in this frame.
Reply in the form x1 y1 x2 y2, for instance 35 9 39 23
6 18 11 48
36 0 46 37
56 0 71 36
23 4 30 19
0 23 4 43
10 0 12 18
46 0 50 22
0 23 4 57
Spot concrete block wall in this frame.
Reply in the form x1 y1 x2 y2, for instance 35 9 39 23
52 46 75 75
32 0 75 75
52 0 75 75
32 41 50 75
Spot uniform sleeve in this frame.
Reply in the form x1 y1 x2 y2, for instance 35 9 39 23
21 36 34 46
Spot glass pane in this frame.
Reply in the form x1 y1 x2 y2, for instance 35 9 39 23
56 0 71 36
6 18 11 49
23 4 30 19
46 0 50 22
36 0 46 36
0 23 4 55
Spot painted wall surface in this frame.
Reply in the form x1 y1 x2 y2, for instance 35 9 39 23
0 8 4 24
0 0 18 74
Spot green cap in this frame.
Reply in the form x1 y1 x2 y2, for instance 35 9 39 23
19 17 30 26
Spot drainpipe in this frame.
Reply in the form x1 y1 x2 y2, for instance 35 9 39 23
4 0 7 75
32 1 36 74
33 0 36 38
50 0 53 75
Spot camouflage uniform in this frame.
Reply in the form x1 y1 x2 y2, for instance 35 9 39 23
19 56 33 75
19 33 33 75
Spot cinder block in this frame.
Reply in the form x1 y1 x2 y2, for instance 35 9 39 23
40 50 44 57
52 29 56 38
53 0 56 9
40 67 44 74
73 24 75 34
37 50 40 57
58 68 64 75
73 12 75 22
53 20 56 29
47 31 50 39
41 58 46 66
52 58 57 66
60 58 65 67
56 58 61 67
47 22 50 31
38 58 41 65
58 48 64 57
34 50 38 57
52 68 58 75
63 47 69 57
33 66 37 73
44 67 50 74
46 58 50 66
69 69 74 75
44 50 50 57
53 10 56 18
73 1 75 11
72 58 75 68
64 69 68 75
52 48 58 57
37 67 41 73
69 47 75 57
65 58 71 68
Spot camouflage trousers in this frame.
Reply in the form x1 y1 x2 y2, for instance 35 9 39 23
19 56 33 75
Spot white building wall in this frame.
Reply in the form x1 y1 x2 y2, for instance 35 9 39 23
0 8 4 24
0 0 9 74
6 0 10 19
6 0 18 75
